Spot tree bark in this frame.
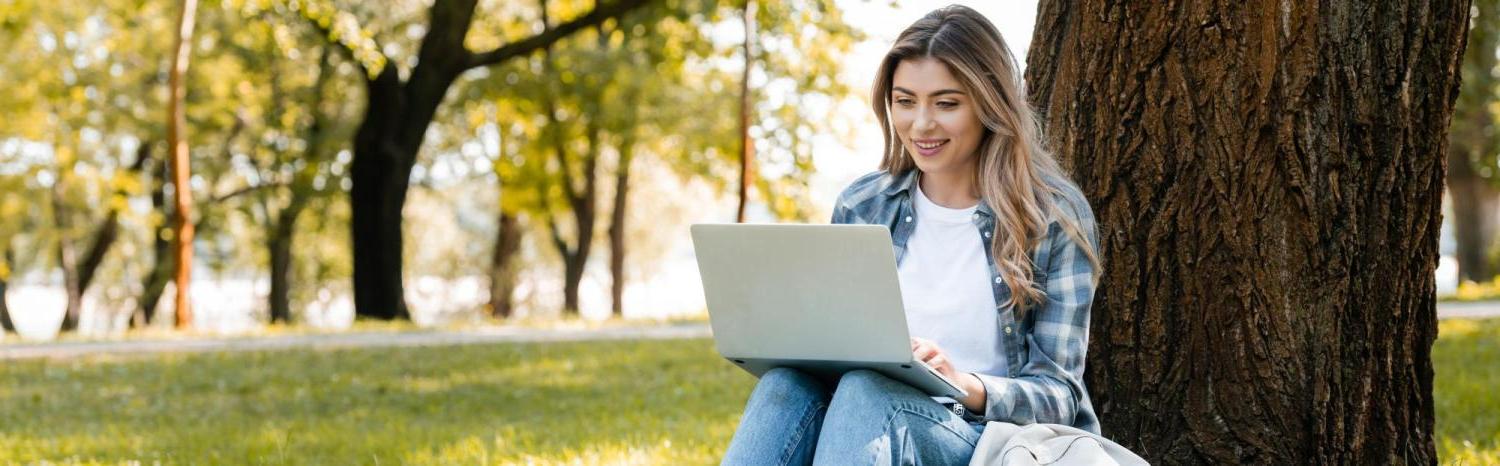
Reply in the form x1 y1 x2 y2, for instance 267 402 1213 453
1026 1 1467 463
1446 0 1500 283
335 0 647 320
166 0 199 329
489 211 523 319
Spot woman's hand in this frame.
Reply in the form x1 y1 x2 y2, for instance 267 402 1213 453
911 337 959 380
911 337 987 415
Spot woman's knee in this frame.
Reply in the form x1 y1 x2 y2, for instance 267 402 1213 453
755 367 830 401
830 369 898 404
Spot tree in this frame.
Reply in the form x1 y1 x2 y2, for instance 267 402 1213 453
1 248 14 335
1448 0 1500 282
303 0 650 320
1026 1 1469 463
735 0 754 223
166 0 200 329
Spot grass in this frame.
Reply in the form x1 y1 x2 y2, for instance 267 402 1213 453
1435 318 1500 464
0 338 753 465
1439 277 1500 302
0 317 1495 465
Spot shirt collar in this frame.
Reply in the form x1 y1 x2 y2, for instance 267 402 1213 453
882 168 995 218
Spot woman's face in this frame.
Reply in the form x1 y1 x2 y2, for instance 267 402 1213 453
890 57 984 179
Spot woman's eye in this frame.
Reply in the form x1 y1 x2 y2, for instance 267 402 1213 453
937 101 958 108
895 98 915 106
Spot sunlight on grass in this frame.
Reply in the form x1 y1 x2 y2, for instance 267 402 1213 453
0 338 754 465
2 318 1495 464
1435 318 1500 465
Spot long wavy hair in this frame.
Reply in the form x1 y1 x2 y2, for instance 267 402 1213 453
872 5 1100 314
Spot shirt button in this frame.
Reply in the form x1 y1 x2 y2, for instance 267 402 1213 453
994 277 1002 284
983 231 991 238
1004 326 1013 335
905 216 912 223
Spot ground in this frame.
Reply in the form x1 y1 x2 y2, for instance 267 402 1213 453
0 318 1495 464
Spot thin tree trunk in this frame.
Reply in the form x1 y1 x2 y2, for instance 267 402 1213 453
137 158 172 328
1 248 14 334
166 0 199 329
1026 1 1467 463
1448 148 1499 282
735 0 755 223
267 205 301 324
51 180 82 332
76 142 152 296
608 139 635 317
489 211 523 319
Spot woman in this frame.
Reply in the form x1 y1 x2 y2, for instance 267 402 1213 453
721 5 1102 465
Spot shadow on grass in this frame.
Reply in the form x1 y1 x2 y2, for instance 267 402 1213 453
0 338 757 464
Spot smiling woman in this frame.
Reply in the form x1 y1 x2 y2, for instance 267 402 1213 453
719 5 1111 465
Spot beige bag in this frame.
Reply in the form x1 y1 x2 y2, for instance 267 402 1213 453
967 423 1149 466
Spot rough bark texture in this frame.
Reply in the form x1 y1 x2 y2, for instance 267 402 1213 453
1025 1 1468 464
1447 0 1500 283
489 211 522 319
338 0 647 320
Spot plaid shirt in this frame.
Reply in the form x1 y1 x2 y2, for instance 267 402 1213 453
830 169 1101 434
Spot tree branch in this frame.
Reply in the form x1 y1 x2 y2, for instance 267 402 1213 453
463 0 652 70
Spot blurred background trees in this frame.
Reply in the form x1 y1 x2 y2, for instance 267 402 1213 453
0 0 862 334
1449 0 1500 283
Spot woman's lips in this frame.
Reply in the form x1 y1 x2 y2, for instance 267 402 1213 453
913 139 948 157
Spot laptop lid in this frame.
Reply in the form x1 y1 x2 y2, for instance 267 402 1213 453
690 223 913 364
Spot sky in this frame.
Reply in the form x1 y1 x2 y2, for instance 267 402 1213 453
806 0 1038 215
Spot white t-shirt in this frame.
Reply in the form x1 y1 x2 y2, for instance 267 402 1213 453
897 183 1008 377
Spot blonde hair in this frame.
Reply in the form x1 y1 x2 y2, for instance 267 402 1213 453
872 5 1100 314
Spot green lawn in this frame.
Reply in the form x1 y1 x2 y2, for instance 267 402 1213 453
1 318 1496 465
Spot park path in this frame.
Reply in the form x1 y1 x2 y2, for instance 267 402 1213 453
0 322 712 361
3 302 1498 361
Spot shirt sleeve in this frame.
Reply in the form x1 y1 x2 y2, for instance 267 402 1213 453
970 200 1097 428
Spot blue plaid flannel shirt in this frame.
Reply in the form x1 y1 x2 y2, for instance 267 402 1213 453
830 169 1101 434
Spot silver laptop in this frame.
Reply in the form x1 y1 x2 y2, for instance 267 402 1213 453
691 223 968 399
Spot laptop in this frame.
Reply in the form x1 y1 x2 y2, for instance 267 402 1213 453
690 223 968 399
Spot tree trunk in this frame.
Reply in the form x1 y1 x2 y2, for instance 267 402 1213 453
166 0 199 329
267 205 302 324
1448 149 1499 282
1446 0 1500 283
489 211 523 319
137 159 172 328
735 0 755 223
76 142 152 298
1026 1 1467 464
608 142 634 317
340 0 646 320
1 248 14 334
51 181 82 332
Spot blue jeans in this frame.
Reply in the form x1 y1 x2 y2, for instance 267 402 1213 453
721 368 985 465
